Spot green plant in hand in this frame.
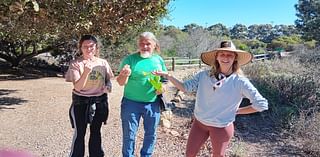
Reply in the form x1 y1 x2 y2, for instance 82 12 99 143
143 71 162 93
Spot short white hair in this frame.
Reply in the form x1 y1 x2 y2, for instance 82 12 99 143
139 32 159 44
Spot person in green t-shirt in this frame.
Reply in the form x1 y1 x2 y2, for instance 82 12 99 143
117 32 167 157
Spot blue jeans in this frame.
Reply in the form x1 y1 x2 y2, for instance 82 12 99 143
121 97 161 157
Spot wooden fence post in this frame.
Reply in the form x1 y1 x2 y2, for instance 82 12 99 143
172 57 175 71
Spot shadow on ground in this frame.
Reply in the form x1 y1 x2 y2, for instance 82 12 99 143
171 99 195 118
0 66 62 81
0 89 28 109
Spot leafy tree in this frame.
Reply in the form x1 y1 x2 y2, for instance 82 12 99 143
304 40 317 49
246 39 267 50
232 40 250 52
181 23 203 32
248 24 260 40
247 24 273 43
0 0 170 67
159 26 187 57
273 24 299 37
257 24 273 43
177 27 221 58
295 0 320 43
269 35 303 51
162 25 187 40
230 24 248 39
178 27 208 58
207 23 230 37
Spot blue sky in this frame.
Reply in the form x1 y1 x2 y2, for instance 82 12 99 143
161 0 298 28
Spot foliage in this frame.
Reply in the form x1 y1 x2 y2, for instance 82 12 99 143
268 35 303 51
246 39 267 49
1 0 169 41
181 23 203 32
291 111 320 156
158 26 187 57
207 23 230 37
244 56 319 128
247 24 273 42
295 46 320 83
230 24 248 39
273 24 299 36
228 137 248 157
176 26 220 58
0 0 170 67
156 23 302 59
297 46 320 65
231 39 267 54
243 49 320 155
303 39 317 49
143 71 162 92
295 0 320 44
232 39 249 52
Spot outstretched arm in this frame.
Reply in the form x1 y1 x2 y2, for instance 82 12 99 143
152 71 187 93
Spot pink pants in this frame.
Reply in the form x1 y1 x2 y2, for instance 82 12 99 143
186 118 234 157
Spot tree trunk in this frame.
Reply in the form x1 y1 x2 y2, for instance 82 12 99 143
0 40 63 68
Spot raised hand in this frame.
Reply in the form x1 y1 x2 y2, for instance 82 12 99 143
83 60 94 74
120 64 131 77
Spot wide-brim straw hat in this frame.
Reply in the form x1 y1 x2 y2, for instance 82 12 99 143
201 40 253 66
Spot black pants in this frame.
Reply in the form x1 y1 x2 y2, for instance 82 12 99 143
69 93 109 157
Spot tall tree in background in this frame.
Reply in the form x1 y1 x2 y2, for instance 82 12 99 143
295 0 320 44
158 26 187 57
207 23 229 37
0 0 170 67
230 24 248 39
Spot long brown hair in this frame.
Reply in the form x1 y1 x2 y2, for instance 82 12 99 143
209 52 244 78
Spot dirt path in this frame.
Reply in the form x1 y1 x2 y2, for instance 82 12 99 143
0 78 125 156
0 77 194 157
0 75 306 157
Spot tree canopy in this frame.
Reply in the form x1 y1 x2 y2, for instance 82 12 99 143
295 0 320 44
0 0 170 67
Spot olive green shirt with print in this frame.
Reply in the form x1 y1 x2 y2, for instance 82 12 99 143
118 53 167 102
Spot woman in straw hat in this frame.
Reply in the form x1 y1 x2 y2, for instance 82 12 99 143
153 40 268 157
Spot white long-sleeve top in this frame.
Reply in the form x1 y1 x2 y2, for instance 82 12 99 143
183 70 268 128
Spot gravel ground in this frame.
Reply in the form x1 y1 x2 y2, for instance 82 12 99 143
0 75 194 157
0 69 309 157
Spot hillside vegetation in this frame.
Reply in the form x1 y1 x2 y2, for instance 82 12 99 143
242 47 320 156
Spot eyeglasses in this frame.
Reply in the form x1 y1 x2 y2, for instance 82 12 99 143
82 44 96 50
213 73 226 91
